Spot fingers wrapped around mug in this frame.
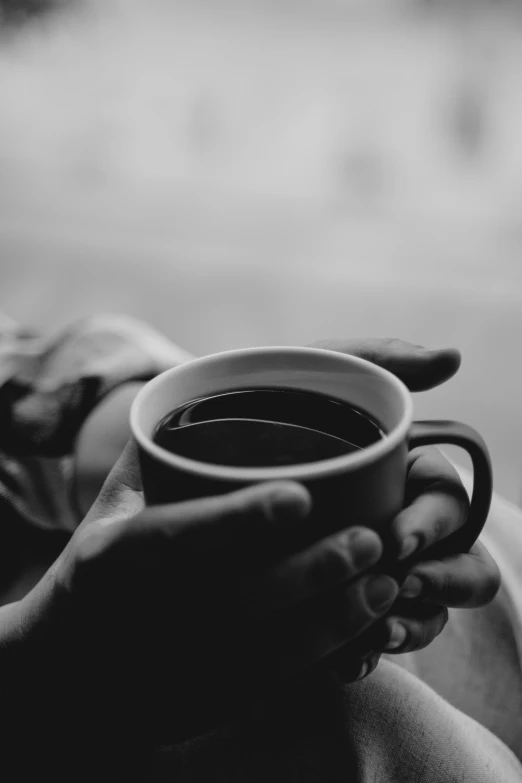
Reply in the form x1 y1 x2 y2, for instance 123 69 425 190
382 603 449 654
310 337 461 392
380 540 500 654
390 446 470 563
368 445 499 655
245 525 400 677
398 539 500 608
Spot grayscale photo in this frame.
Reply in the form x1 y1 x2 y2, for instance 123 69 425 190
0 1 521 780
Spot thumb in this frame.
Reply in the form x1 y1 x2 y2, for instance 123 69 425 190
129 480 313 566
310 338 461 392
80 439 145 529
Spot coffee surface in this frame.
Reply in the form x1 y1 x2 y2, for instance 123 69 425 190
153 388 384 468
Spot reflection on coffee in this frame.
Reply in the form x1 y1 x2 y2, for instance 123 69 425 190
153 388 385 468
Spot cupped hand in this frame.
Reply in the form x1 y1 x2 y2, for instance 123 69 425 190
381 445 500 655
18 441 399 750
309 338 500 673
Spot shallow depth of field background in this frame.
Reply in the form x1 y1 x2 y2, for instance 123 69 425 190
1 0 522 502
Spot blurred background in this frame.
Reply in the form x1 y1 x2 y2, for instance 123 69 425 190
1 0 522 502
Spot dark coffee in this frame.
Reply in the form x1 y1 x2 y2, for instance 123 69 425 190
153 388 385 468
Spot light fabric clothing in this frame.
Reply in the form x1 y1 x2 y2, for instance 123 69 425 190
1 314 521 781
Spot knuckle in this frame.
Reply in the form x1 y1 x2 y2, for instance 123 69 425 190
429 512 445 548
363 338 396 365
382 337 401 350
372 338 401 365
421 568 449 604
442 481 470 523
432 470 469 515
420 492 467 551
417 511 444 551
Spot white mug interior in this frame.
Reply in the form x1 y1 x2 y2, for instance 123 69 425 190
130 346 413 481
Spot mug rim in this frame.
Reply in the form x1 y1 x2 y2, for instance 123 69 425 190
130 346 414 482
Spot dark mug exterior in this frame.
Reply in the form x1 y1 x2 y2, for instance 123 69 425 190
131 347 492 559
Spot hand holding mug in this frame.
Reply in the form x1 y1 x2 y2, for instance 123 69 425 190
75 338 497 686
311 339 499 674
0 337 499 776
130 339 495 680
13 442 399 759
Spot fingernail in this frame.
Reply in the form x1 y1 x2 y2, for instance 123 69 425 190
271 485 311 520
400 575 423 599
356 660 371 681
399 535 418 561
347 529 381 570
384 621 407 650
365 575 398 613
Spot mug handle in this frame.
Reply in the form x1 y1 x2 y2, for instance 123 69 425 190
407 420 493 558
330 421 493 678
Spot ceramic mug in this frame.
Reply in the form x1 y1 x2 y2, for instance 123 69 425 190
130 347 493 564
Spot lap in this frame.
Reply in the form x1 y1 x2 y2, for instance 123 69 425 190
141 659 522 783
